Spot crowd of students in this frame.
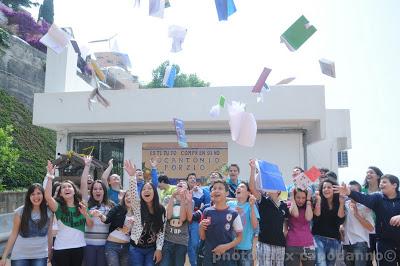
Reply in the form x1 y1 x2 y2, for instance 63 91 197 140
1 158 400 266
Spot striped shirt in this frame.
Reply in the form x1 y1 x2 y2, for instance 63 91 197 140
85 204 111 246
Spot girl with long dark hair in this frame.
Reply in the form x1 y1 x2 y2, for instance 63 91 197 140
91 189 135 266
0 183 52 266
285 188 315 266
44 161 93 266
80 156 115 266
312 178 345 266
125 160 166 266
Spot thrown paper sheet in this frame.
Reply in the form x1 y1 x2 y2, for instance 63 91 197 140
39 24 72 54
168 25 187 53
209 95 226 118
149 0 165 18
88 68 110 111
227 101 257 147
275 77 296 85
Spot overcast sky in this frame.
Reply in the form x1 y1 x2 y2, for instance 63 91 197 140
30 0 400 183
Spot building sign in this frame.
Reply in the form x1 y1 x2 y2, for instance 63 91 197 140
142 142 228 181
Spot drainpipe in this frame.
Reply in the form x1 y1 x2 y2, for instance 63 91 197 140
302 129 308 170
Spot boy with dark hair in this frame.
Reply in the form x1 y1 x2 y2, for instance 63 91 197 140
227 164 241 198
200 180 243 265
342 180 374 266
248 159 289 266
187 172 210 266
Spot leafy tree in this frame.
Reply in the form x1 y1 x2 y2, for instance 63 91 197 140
38 0 54 24
1 0 39 10
0 125 20 188
144 60 210 88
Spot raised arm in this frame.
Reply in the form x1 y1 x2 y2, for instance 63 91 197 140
248 159 261 201
333 184 380 211
305 188 313 221
313 191 321 217
289 188 299 218
166 191 178 220
125 160 140 211
249 194 259 229
101 159 114 189
80 156 92 202
150 158 159 188
184 190 193 223
45 161 58 212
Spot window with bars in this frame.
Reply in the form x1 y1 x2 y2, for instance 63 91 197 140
338 150 348 168
73 138 124 181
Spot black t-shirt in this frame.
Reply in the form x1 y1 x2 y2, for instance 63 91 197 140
258 196 289 247
312 204 345 240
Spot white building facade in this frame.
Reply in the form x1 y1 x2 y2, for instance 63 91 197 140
33 43 351 187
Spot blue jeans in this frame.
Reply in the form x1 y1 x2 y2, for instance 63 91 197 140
343 242 369 266
314 235 342 266
204 250 236 266
376 240 400 266
11 258 47 266
129 245 155 266
160 240 187 266
234 249 254 266
188 221 200 266
104 241 129 266
84 245 106 266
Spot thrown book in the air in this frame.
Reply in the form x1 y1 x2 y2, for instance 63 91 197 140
252 67 272 93
319 58 336 78
255 160 287 192
280 15 317 51
173 118 188 148
162 65 177 88
214 0 237 21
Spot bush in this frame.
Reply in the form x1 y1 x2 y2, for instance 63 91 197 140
0 89 56 190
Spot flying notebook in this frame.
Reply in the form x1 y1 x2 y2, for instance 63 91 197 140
255 160 286 192
214 0 236 21
319 58 336 78
280 15 317 51
252 67 272 93
173 118 188 148
162 65 177 88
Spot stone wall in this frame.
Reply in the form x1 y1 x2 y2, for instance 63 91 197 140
0 191 25 214
0 35 46 111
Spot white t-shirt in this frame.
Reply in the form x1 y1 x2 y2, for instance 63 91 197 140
343 200 375 247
